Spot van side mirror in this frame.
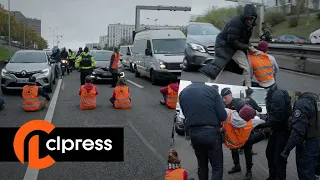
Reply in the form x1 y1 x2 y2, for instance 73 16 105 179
3 60 9 64
127 52 131 56
145 49 152 56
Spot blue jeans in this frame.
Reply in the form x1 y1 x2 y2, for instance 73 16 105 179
0 97 4 109
296 137 320 180
163 94 167 102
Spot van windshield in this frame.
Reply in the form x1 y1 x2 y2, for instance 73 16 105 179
152 39 186 54
188 24 220 35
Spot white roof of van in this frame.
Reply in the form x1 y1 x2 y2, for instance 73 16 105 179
135 29 186 40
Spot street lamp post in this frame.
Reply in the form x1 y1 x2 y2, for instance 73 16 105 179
8 0 11 58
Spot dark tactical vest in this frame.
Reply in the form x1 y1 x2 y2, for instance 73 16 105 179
80 54 92 67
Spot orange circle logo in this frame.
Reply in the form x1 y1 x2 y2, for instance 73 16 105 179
13 120 56 169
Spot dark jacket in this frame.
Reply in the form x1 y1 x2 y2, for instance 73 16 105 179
199 4 258 80
246 96 262 112
179 83 227 128
60 50 68 59
226 97 242 110
51 52 61 63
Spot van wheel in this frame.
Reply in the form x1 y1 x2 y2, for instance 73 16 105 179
150 70 158 85
135 68 140 77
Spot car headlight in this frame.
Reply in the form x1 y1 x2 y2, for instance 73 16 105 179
62 60 68 63
1 69 8 76
40 68 50 75
159 60 166 69
190 43 206 53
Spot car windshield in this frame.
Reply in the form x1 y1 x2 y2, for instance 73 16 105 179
251 89 267 104
92 51 113 61
152 39 186 54
10 52 47 63
188 24 220 35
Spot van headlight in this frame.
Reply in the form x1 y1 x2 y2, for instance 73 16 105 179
190 43 206 53
1 69 8 76
40 68 50 75
159 61 166 69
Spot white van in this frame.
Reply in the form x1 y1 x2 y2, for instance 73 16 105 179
132 28 186 85
310 29 320 44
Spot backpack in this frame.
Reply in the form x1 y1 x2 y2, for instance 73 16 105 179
279 90 293 130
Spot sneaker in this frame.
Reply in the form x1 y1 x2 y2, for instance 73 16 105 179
228 165 241 174
160 100 165 105
243 170 252 180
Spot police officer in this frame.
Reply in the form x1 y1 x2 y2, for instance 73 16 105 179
75 47 97 85
257 84 292 180
68 49 76 68
245 88 262 113
280 92 320 180
179 82 227 180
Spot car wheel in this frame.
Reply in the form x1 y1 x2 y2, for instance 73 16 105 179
1 87 10 95
150 69 158 85
135 67 140 77
182 58 190 71
46 83 53 93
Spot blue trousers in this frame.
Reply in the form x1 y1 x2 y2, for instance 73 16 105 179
296 137 320 180
0 97 4 106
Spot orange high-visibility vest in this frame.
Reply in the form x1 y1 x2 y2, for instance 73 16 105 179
114 86 131 109
111 52 120 69
165 168 185 180
166 85 178 109
22 85 40 111
222 109 253 149
248 53 274 83
80 86 97 110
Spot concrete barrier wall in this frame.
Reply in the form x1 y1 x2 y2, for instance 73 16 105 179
0 39 21 51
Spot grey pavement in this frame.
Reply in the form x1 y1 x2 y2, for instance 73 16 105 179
0 69 174 180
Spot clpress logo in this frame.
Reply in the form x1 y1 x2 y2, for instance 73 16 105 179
5 120 124 169
13 120 56 169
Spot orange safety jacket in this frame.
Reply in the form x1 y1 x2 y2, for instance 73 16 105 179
22 85 40 111
165 168 185 180
248 53 274 83
111 52 120 69
222 109 253 149
80 86 97 110
166 85 178 109
114 86 131 109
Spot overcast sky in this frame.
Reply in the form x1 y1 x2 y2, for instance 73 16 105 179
0 0 239 49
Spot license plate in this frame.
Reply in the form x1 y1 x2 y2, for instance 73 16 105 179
16 79 29 83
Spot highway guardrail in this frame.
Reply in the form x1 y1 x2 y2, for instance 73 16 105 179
251 42 320 76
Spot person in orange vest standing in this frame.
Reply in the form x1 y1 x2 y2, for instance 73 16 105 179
79 76 99 110
222 104 265 180
109 47 121 88
110 78 131 109
22 76 51 112
160 76 180 109
165 149 191 180
247 41 279 88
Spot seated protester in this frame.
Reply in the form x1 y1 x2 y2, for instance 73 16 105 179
0 97 4 110
160 76 179 109
222 105 265 180
22 76 51 112
165 149 189 180
110 78 131 109
79 76 99 110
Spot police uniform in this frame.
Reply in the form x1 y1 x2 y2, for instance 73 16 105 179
281 92 320 180
75 51 96 85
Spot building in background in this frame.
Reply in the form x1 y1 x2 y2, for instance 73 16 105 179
85 43 99 50
99 35 108 49
7 11 41 37
266 0 320 14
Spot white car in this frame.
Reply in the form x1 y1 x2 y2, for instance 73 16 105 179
310 29 320 44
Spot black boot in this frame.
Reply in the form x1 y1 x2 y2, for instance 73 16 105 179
243 170 252 180
228 165 241 174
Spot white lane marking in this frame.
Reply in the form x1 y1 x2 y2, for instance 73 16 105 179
61 81 65 91
22 79 63 180
126 79 144 88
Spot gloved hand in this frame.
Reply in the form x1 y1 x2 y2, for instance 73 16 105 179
280 151 289 159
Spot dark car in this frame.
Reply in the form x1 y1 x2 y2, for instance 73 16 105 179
182 22 220 71
90 50 124 82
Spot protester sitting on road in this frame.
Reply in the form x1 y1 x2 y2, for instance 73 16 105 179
0 97 4 110
247 41 279 88
199 4 258 87
165 149 191 180
22 76 50 112
222 104 265 180
110 78 131 109
79 76 98 110
160 75 180 109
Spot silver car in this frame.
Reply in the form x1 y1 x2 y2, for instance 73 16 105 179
1 50 56 94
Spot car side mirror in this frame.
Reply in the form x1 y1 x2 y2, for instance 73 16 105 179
3 60 9 64
145 49 152 56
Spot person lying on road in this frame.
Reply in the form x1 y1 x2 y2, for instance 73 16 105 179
110 78 131 109
22 76 50 112
79 76 98 110
160 75 179 109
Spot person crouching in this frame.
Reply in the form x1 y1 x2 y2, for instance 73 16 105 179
110 78 131 109
79 76 98 110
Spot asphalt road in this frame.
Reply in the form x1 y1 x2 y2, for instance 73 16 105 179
0 68 175 180
172 68 320 180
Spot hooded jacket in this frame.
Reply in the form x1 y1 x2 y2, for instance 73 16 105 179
199 4 258 80
79 83 99 95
